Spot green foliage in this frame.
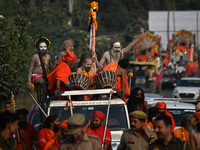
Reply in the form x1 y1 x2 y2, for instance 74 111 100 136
0 16 32 102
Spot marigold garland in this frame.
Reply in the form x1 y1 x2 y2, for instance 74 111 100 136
10 94 16 107
45 54 50 75
35 36 51 48
128 72 133 77
88 1 98 30
27 82 34 89
82 66 93 78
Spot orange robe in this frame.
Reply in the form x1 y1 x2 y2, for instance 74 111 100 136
165 111 176 132
86 126 111 148
48 61 71 92
15 124 38 150
114 75 130 103
103 62 130 102
163 57 169 69
138 55 148 62
174 127 189 142
37 128 59 150
103 62 118 72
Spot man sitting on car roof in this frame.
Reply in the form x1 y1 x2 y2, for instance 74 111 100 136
48 51 77 96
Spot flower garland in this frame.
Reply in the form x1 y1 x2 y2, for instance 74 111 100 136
27 82 34 89
88 1 98 30
45 54 50 75
82 66 93 78
128 72 133 77
10 94 16 107
35 36 51 48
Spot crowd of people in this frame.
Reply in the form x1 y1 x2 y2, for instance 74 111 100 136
2 90 200 150
1 29 200 150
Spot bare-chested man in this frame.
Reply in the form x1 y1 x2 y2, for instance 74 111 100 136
27 36 53 91
114 58 130 102
98 28 144 68
77 57 96 77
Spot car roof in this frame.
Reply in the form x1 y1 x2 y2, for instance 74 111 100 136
144 93 162 98
147 98 195 109
181 77 200 80
48 98 126 107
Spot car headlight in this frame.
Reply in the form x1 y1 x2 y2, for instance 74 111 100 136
196 90 200 94
173 89 179 94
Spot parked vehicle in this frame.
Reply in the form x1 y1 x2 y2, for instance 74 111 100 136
47 89 130 150
173 77 200 103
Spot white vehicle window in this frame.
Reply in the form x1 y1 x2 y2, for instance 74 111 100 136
179 80 200 87
168 109 195 126
50 105 128 131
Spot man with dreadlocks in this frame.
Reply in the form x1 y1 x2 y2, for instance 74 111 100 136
127 87 149 114
27 36 53 91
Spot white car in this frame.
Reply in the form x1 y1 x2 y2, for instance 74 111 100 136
147 98 196 129
173 77 200 103
47 89 130 150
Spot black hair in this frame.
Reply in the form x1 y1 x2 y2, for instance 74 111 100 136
44 114 58 129
148 107 160 122
127 87 145 113
155 115 172 126
36 36 49 49
180 114 193 127
118 58 129 69
0 111 18 130
15 108 29 118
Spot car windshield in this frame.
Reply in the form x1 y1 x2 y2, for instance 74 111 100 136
168 109 195 126
50 105 128 131
178 79 200 87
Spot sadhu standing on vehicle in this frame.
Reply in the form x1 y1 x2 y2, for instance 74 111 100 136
27 36 53 91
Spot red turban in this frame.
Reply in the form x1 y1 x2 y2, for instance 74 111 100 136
62 51 77 62
93 111 106 122
59 120 68 130
194 112 200 119
155 102 167 110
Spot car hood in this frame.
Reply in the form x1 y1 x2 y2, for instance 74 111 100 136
174 86 200 92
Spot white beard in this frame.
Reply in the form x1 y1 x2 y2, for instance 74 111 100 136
110 50 121 62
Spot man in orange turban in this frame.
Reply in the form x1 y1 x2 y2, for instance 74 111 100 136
86 111 112 150
59 120 68 140
48 51 77 95
155 102 175 132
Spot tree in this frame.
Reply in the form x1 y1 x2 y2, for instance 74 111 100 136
0 16 32 102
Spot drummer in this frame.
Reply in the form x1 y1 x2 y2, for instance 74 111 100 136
76 57 96 77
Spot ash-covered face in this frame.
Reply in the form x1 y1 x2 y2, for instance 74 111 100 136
83 59 92 72
112 42 121 53
39 42 47 55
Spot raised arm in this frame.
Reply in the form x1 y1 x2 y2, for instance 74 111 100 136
122 28 144 55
